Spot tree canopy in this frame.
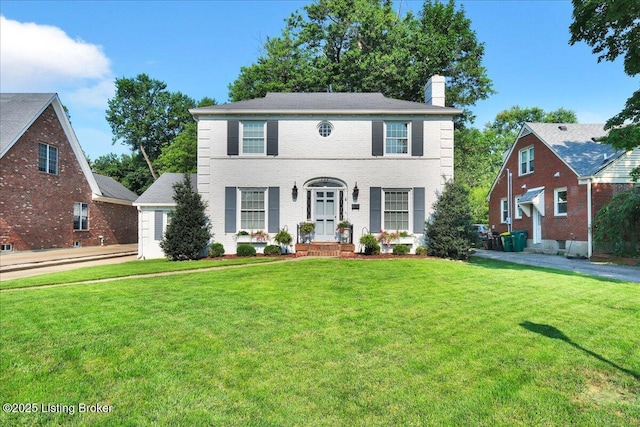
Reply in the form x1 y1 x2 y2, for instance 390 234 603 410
569 0 640 177
229 0 494 123
106 74 196 180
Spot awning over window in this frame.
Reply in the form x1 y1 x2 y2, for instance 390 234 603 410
517 188 544 217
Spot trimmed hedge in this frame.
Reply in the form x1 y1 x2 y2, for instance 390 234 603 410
236 244 257 257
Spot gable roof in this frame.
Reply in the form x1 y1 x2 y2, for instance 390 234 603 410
1 93 57 156
1 93 135 205
134 173 198 206
190 92 462 116
525 123 625 177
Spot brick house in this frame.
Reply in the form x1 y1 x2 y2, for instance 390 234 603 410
488 123 640 258
0 93 138 252
182 75 460 256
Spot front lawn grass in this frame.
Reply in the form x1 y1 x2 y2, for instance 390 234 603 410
1 258 638 426
0 257 277 290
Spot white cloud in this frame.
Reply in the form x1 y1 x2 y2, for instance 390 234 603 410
66 79 116 110
0 15 111 91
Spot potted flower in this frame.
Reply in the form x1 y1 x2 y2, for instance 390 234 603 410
299 222 315 243
251 230 269 243
235 230 251 243
336 220 351 243
274 228 293 253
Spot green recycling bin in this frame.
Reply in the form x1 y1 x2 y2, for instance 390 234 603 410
512 230 528 252
501 232 513 252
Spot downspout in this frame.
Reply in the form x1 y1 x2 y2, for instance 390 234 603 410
507 168 513 233
587 178 593 259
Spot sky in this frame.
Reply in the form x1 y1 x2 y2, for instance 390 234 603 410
1 0 637 161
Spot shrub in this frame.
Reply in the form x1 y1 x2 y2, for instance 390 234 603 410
236 244 257 257
160 174 212 261
263 245 282 256
392 244 411 255
593 186 640 257
359 233 381 255
415 246 428 256
209 242 225 258
424 180 475 260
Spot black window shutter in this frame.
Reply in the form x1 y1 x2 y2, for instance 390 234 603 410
372 121 383 156
154 210 163 241
268 187 279 233
412 121 423 157
413 187 425 234
227 121 239 156
267 121 278 156
370 187 382 232
225 187 237 233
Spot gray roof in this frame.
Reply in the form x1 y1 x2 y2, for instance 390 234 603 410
526 123 625 176
134 173 197 205
518 188 544 204
191 92 462 115
93 173 138 201
1 93 56 155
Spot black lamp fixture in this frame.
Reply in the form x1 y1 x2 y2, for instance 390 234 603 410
292 182 298 200
353 182 359 201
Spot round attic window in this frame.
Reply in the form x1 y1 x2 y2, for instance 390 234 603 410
318 122 333 137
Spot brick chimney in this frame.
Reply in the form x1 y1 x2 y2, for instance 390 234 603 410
424 75 445 107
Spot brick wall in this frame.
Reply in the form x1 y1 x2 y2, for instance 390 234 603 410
0 104 137 251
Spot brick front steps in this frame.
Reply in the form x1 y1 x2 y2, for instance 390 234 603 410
295 242 356 257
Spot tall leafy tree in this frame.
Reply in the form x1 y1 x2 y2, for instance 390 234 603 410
106 74 196 180
91 153 153 195
155 97 218 174
229 0 494 123
569 0 640 178
160 174 212 260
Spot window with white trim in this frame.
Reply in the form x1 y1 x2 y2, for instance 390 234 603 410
519 146 534 175
241 121 265 154
500 198 509 223
73 202 89 230
318 121 333 137
240 189 266 229
385 122 409 155
384 190 410 230
554 188 567 216
38 143 58 174
514 196 523 219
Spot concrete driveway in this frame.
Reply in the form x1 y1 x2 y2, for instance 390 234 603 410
472 249 639 283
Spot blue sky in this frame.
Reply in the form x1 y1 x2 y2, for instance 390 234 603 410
1 0 637 160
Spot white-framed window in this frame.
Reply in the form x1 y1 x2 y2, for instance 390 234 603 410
385 122 409 155
73 202 89 230
240 189 266 230
514 196 523 219
1 244 12 252
241 121 266 154
500 198 509 223
38 143 58 174
554 188 567 216
519 146 534 175
318 121 333 138
384 190 410 230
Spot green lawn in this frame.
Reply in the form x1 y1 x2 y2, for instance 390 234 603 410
1 258 638 426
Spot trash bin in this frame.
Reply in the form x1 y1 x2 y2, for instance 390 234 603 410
501 232 513 252
512 230 528 252
491 232 503 251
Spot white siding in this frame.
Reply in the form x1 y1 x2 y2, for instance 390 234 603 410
594 147 640 183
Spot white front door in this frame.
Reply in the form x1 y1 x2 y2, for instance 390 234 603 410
533 208 542 244
314 190 336 241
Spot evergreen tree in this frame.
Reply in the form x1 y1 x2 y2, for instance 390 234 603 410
424 180 475 260
160 174 212 260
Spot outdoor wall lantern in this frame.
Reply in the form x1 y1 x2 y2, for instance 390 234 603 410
353 183 359 201
292 182 298 200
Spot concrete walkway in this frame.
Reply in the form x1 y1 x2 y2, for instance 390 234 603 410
472 249 640 283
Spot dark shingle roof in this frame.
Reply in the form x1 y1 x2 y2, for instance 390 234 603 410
526 123 625 176
1 93 56 155
134 173 197 205
191 92 461 115
93 173 138 201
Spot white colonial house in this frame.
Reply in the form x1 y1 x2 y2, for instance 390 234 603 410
186 75 461 256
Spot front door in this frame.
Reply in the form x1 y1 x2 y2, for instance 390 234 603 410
314 190 336 241
533 208 542 244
